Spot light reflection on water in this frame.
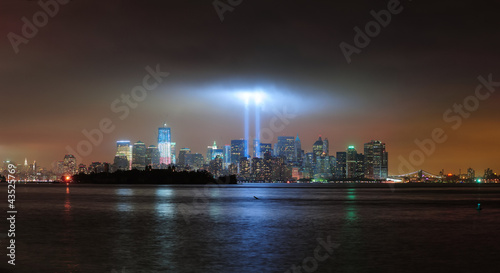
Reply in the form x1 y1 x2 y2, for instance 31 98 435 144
5 184 500 273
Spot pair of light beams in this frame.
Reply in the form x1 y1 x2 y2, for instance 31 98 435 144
237 91 266 158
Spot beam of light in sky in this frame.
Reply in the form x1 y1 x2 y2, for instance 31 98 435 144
244 102 249 157
236 90 267 158
255 102 260 158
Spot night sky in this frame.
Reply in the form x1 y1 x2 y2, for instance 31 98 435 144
1 0 499 175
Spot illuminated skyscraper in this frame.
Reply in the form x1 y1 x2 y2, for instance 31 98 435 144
313 136 323 158
170 142 177 165
251 157 264 180
115 140 132 170
63 154 77 174
253 139 261 158
223 145 231 169
185 153 204 169
346 146 357 178
275 136 294 163
364 140 388 179
294 134 302 162
209 156 223 177
323 138 329 156
260 143 273 156
146 145 160 168
178 148 191 166
231 139 248 165
335 152 346 179
132 141 146 170
158 124 172 166
239 157 250 179
206 141 218 164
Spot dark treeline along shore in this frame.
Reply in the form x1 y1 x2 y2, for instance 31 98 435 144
72 167 237 185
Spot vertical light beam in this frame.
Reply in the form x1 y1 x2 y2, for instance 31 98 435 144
244 100 249 158
255 102 260 158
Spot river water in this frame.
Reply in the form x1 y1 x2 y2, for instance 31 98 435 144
1 183 499 273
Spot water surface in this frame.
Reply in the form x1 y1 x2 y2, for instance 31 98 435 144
2 183 499 273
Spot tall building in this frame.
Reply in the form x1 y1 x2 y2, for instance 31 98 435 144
231 139 248 165
178 148 191 166
260 143 273 155
346 146 357 178
271 156 290 181
146 145 160 168
113 156 128 171
132 141 146 170
253 139 261 158
63 154 77 175
262 152 273 181
355 153 365 178
185 153 204 169
170 142 177 165
116 140 132 170
303 152 315 178
89 162 106 173
294 134 302 163
239 157 251 179
158 124 172 166
335 152 347 179
206 141 218 164
275 136 295 163
223 145 231 169
467 168 475 180
314 155 332 181
312 136 323 158
209 156 223 177
78 164 87 174
364 140 388 179
322 138 329 156
251 157 264 180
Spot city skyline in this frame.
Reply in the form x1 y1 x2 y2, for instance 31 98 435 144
2 117 499 176
1 1 499 175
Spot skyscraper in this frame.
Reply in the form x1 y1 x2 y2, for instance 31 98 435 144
346 146 357 178
364 140 388 179
294 134 302 163
115 140 132 170
231 139 248 165
132 141 146 170
146 145 160 168
275 136 295 163
185 153 204 170
260 143 273 156
223 145 231 169
113 156 129 171
239 157 250 179
209 156 223 177
355 153 365 178
178 148 191 166
158 124 172 166
253 139 261 158
312 136 323 158
206 141 218 164
63 154 77 175
170 142 177 165
335 152 347 179
322 138 329 157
